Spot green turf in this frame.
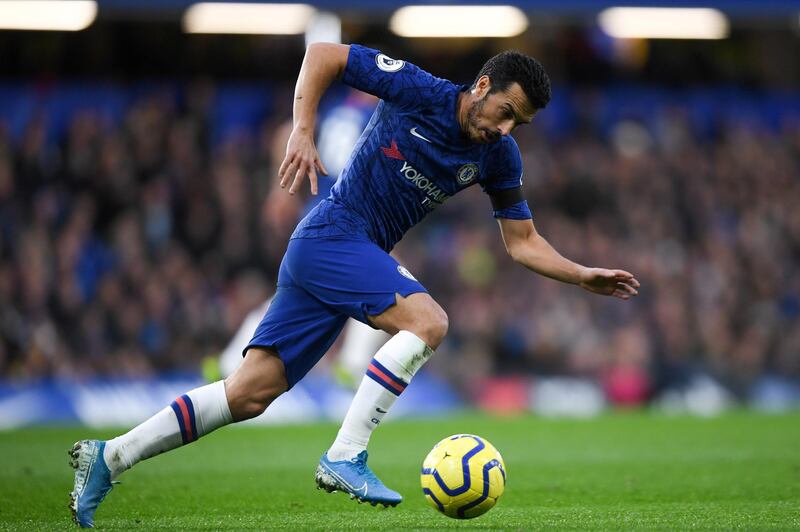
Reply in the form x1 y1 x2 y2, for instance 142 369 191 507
1 411 798 530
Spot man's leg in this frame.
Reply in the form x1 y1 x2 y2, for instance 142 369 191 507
69 348 287 528
316 293 447 506
271 237 440 506
327 293 446 459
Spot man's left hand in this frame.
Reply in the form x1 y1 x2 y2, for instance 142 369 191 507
579 268 640 300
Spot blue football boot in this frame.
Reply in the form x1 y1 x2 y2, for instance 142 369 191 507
315 451 402 507
69 440 114 528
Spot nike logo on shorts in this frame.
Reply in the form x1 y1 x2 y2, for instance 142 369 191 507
410 127 432 143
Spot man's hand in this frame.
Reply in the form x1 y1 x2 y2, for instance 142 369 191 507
579 268 640 300
278 126 329 195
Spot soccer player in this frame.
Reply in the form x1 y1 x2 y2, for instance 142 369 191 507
69 43 640 527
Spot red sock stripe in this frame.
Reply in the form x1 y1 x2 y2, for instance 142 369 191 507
174 396 195 442
367 362 405 394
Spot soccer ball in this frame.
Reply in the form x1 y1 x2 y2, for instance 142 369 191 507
420 434 507 519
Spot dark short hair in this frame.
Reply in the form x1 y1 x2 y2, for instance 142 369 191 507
473 51 551 110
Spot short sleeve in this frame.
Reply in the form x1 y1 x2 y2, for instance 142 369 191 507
481 136 532 220
342 44 450 110
493 200 532 220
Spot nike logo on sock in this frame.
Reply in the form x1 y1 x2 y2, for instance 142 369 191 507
410 127 432 143
376 407 387 414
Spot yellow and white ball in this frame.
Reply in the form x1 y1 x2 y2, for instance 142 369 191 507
420 434 506 519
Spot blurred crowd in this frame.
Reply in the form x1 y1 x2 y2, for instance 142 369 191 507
429 115 800 405
1 82 798 406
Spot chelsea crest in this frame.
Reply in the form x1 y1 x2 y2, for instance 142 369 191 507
456 163 479 185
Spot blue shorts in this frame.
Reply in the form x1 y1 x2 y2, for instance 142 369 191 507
245 237 427 388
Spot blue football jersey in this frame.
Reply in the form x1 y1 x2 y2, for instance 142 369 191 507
292 44 532 252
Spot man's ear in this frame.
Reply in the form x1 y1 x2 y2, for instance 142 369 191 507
472 75 492 98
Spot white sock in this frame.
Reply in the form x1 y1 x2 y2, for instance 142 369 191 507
327 330 433 462
103 380 233 479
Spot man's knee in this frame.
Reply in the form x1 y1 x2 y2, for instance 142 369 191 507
422 303 449 349
227 386 277 421
369 293 450 349
404 297 449 349
224 348 288 422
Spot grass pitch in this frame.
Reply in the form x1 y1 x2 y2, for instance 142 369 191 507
1 411 798 530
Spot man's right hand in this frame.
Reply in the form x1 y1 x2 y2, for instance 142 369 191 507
278 126 329 195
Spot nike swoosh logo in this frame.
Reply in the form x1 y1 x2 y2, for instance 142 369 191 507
376 407 387 414
410 127 432 143
354 481 368 497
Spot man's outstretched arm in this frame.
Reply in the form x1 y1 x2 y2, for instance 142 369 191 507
497 217 640 299
278 43 350 195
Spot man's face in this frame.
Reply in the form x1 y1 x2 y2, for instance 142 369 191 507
463 76 536 144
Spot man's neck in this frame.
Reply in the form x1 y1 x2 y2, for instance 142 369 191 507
456 91 472 134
